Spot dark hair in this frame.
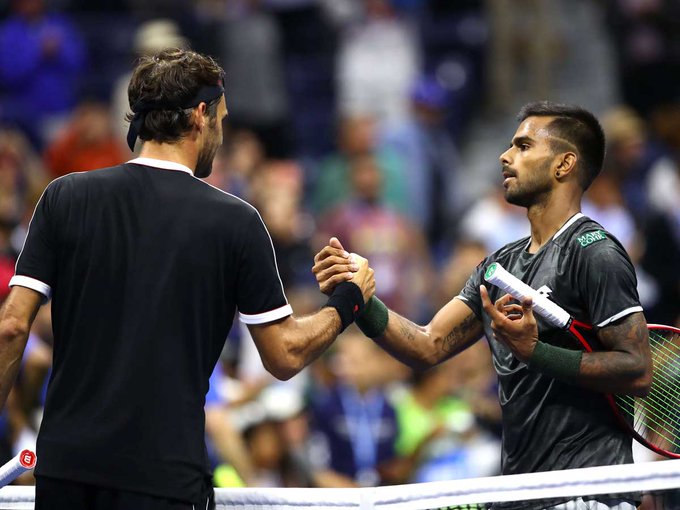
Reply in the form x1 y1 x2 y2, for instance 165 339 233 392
517 101 605 190
126 48 224 145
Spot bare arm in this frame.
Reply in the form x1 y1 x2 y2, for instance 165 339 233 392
311 237 484 370
580 311 651 396
249 254 375 381
247 308 344 380
480 287 651 395
0 287 43 410
204 406 257 485
372 298 484 370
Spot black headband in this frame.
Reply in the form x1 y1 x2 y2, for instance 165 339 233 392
126 82 224 151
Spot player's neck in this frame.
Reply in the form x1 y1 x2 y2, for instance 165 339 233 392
526 192 581 253
138 140 199 175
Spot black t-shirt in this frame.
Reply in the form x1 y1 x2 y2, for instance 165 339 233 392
10 158 292 503
457 214 642 482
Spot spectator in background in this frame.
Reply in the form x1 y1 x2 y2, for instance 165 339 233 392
316 152 433 319
436 238 487 310
308 327 403 487
111 18 190 152
335 0 421 126
607 0 680 115
311 115 407 217
0 129 49 257
213 0 292 158
485 0 559 113
204 130 266 200
582 173 638 254
600 106 676 220
458 187 529 254
0 0 85 148
381 75 461 252
640 105 680 325
249 160 316 289
44 101 126 177
204 360 257 488
392 345 501 484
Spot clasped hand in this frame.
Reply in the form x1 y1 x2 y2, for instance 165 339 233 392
480 285 539 363
312 237 376 302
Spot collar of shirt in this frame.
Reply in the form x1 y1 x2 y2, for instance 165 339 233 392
127 157 194 176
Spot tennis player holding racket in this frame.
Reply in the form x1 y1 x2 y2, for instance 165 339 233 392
314 101 652 510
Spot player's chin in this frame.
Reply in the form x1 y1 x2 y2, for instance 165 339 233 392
504 189 529 207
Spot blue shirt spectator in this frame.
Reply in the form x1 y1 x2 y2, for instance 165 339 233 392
0 0 85 146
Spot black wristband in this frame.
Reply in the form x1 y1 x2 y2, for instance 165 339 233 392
324 282 365 332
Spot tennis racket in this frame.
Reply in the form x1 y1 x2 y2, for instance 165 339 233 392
0 449 36 488
484 262 680 459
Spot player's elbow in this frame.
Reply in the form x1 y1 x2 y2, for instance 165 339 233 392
265 363 301 382
0 317 30 344
262 349 305 381
625 355 653 397
631 365 653 397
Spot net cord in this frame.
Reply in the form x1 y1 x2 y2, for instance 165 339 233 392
0 460 679 510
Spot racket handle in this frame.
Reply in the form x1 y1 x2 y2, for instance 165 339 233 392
0 449 36 488
484 263 571 328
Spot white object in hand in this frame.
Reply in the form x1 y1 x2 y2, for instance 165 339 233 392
483 262 571 328
0 450 36 488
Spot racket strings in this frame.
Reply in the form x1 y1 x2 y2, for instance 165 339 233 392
616 348 680 424
618 376 680 438
616 328 680 453
621 396 680 450
621 395 680 450
617 341 679 421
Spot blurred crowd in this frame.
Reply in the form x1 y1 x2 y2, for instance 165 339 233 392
0 0 679 489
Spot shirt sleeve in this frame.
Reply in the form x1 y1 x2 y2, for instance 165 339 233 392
454 258 488 320
576 236 643 328
236 210 292 324
10 181 60 301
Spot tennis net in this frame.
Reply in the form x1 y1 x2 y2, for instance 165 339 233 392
0 459 678 509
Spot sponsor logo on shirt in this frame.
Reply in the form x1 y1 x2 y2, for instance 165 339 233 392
577 230 607 247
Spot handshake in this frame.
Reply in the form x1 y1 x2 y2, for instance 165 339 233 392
312 237 375 303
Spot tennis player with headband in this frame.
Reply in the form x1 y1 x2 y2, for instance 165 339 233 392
0 48 375 510
314 101 652 510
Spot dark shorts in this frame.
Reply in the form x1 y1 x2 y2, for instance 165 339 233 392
35 476 215 510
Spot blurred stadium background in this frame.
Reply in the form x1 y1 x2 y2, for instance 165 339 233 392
0 0 678 490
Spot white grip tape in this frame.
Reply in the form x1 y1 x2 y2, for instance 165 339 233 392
0 450 36 488
483 263 571 328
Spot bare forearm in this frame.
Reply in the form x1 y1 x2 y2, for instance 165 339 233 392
578 313 651 396
205 407 256 485
0 288 43 410
0 321 31 410
578 351 650 395
252 308 342 381
373 309 481 370
372 312 433 369
286 308 343 371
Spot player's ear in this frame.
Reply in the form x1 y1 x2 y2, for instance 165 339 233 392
192 103 208 131
554 152 577 180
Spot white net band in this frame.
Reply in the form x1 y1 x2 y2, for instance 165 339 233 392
0 460 678 509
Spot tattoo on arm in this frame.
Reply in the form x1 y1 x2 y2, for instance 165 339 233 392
598 313 647 355
590 312 650 375
397 315 417 342
442 313 481 355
